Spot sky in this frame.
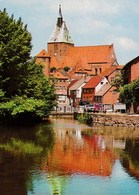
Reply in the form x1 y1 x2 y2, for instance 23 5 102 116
1 0 139 65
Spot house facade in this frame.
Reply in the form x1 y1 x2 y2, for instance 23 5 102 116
95 85 119 110
68 77 89 108
122 56 139 84
82 76 109 103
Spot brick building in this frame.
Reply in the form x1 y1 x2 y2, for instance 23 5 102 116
122 56 139 84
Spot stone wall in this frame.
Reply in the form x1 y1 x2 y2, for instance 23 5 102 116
91 113 139 128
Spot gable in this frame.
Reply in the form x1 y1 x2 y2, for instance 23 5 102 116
82 75 102 89
36 49 50 58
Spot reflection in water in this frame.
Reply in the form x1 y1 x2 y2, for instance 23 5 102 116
0 121 55 195
122 139 139 180
0 119 139 195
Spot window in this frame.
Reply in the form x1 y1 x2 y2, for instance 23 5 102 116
42 57 46 62
89 89 92 93
95 96 102 103
95 68 98 75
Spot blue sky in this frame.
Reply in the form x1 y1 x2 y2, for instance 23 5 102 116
1 0 139 64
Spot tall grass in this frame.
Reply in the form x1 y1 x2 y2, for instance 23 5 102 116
0 138 43 155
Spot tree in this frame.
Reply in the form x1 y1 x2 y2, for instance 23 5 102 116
119 83 133 104
119 78 139 113
50 67 56 72
63 66 70 72
0 9 32 97
111 73 124 92
0 9 57 123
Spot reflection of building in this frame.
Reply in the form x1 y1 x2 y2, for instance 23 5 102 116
41 129 115 177
113 139 126 149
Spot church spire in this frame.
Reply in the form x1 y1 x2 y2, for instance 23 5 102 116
57 5 63 27
48 5 74 44
59 4 62 18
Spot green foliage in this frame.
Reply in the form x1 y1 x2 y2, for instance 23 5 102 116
50 66 56 72
63 66 70 72
111 73 124 92
77 113 93 126
0 89 5 102
0 9 57 123
0 9 32 97
0 138 43 155
119 78 139 104
119 83 133 104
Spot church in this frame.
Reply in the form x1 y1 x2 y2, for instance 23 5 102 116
36 5 119 78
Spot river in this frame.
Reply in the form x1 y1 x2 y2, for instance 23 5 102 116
0 118 139 195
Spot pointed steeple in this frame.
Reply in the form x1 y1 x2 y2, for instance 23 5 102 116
48 5 74 44
59 4 62 18
57 5 63 27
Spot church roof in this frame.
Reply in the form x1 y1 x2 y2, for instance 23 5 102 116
50 56 60 69
48 5 73 44
36 49 50 58
67 44 115 64
102 65 123 77
57 44 116 70
50 70 69 80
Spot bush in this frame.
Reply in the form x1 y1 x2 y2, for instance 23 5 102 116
77 113 93 126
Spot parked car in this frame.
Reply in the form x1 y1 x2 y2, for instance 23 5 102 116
85 104 95 112
85 104 103 113
94 104 103 113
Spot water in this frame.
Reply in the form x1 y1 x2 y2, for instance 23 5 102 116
0 118 139 195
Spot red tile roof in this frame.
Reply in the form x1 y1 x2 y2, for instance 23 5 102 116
50 56 60 69
82 75 102 89
50 44 116 70
102 65 123 77
36 49 50 58
67 44 115 64
67 79 79 89
50 71 69 79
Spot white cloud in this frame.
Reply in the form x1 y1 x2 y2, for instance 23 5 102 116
117 37 139 51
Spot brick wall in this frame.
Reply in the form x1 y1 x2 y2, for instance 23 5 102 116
47 42 74 62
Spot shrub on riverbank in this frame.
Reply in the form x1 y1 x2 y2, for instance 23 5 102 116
77 113 93 126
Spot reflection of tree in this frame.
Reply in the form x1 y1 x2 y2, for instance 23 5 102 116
0 121 55 194
46 173 69 195
121 139 139 180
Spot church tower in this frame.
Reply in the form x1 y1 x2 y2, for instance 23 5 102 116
47 5 74 62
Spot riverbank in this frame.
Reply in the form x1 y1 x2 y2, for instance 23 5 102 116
50 112 139 128
91 113 139 128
